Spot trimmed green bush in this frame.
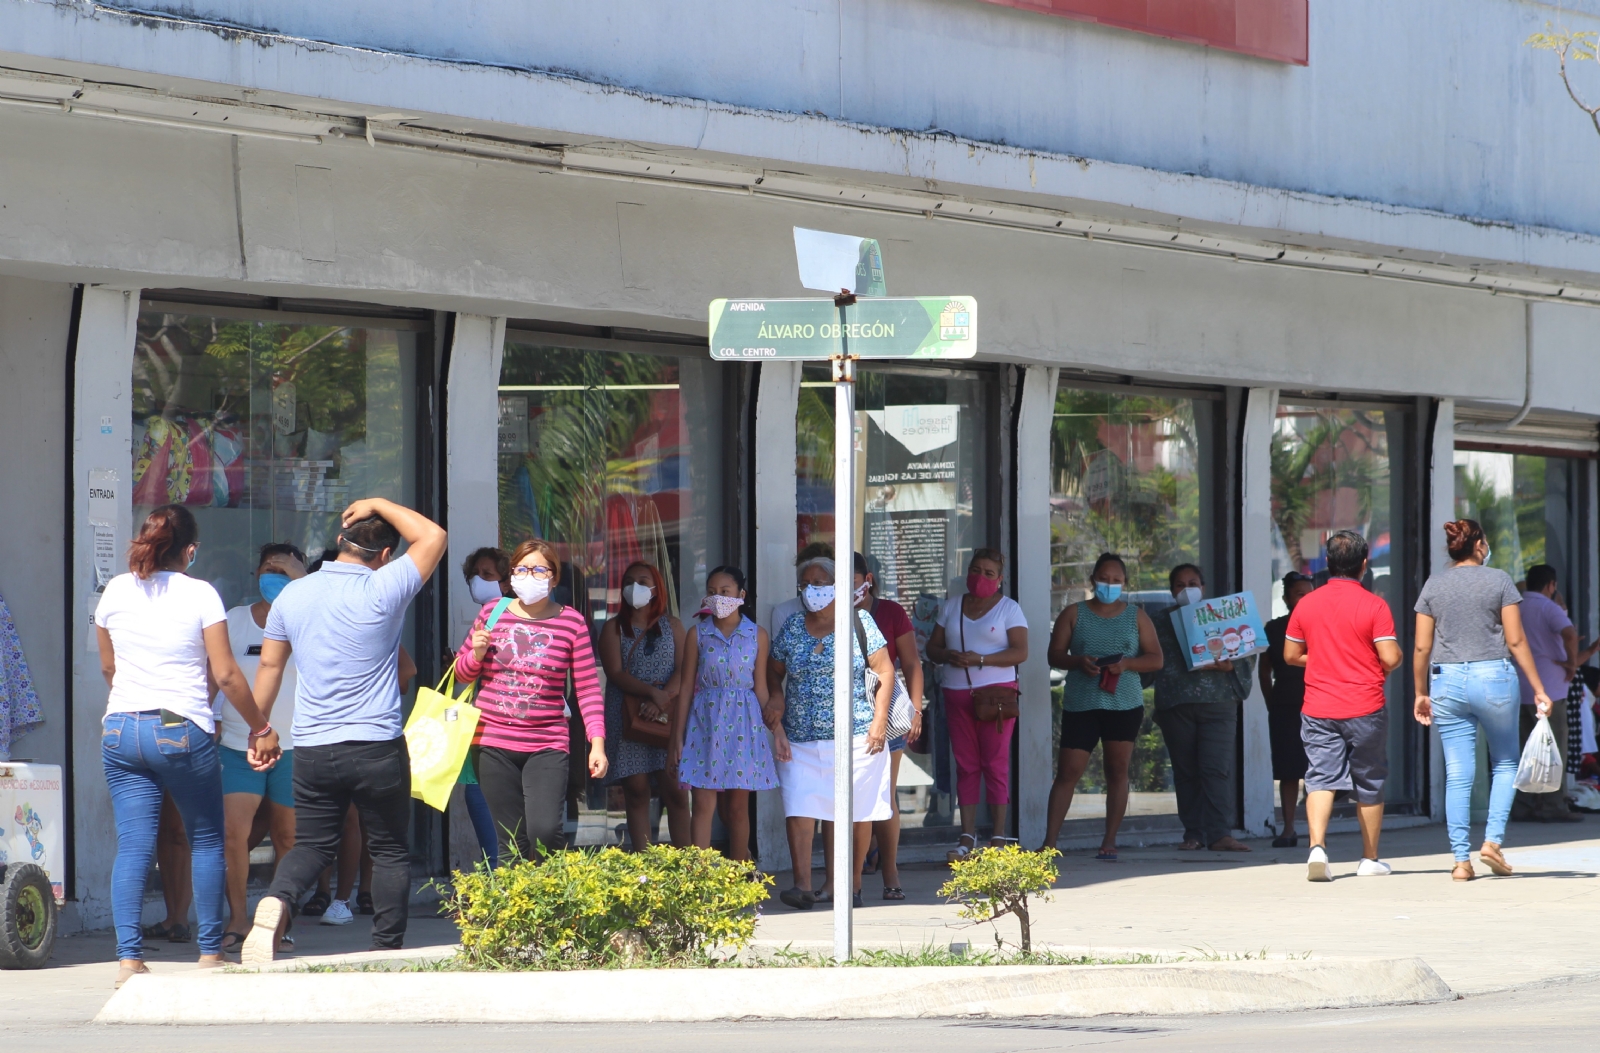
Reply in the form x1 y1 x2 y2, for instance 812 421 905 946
440 845 770 969
939 845 1060 952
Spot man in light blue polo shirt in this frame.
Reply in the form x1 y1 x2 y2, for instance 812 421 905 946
242 498 447 962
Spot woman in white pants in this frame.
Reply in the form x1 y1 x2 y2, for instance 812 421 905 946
767 557 894 911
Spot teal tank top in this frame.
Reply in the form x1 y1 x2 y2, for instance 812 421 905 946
1060 601 1144 713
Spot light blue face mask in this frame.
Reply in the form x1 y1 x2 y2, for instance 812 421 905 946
1093 581 1122 603
258 572 291 603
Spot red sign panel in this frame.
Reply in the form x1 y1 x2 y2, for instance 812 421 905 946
978 0 1308 65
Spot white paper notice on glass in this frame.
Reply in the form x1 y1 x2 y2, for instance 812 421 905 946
793 227 885 295
87 468 118 527
86 593 101 653
92 524 117 591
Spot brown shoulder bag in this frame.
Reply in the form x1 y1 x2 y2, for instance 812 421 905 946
620 622 672 747
961 603 1020 723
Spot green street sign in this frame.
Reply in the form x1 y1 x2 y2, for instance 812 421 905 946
708 296 977 361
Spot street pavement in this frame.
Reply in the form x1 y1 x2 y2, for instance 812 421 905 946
10 820 1599 1037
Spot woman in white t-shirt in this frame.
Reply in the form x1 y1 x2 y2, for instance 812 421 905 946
925 548 1029 859
95 505 281 987
215 542 306 949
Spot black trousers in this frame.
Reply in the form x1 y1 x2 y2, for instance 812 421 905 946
268 736 413 949
477 746 568 860
1154 703 1238 846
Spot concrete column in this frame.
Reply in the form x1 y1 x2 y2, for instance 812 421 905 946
1427 398 1455 822
70 285 141 921
444 312 506 872
1239 387 1278 838
445 313 508 649
753 361 801 872
1014 365 1058 849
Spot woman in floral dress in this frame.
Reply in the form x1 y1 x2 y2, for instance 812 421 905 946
669 566 778 859
597 561 689 850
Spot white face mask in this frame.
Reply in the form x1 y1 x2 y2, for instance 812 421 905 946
513 576 551 605
1177 586 1202 607
707 594 744 618
801 584 835 612
624 582 655 609
853 581 871 604
469 577 503 605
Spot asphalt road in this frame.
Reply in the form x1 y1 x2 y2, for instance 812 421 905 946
7 974 1595 1053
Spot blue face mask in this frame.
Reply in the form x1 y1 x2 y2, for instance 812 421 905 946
1093 581 1122 604
258 572 292 603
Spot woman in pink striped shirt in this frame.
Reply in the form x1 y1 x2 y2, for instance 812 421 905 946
453 539 608 859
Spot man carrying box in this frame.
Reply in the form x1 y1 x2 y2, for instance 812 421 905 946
1283 530 1404 881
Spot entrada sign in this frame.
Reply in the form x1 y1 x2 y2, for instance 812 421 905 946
708 296 977 360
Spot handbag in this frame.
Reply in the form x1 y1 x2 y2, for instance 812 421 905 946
405 670 483 811
855 613 915 740
961 606 1020 723
620 623 673 747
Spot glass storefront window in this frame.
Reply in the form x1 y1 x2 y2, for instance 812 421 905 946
1454 448 1581 590
1047 388 1216 822
1270 402 1417 806
496 338 726 847
130 310 421 612
795 364 995 829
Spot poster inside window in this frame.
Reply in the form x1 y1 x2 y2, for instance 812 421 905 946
495 340 725 847
129 308 421 616
796 364 994 828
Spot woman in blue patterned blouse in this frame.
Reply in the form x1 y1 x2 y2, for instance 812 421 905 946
767 557 895 911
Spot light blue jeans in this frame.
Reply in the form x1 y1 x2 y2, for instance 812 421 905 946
1432 659 1521 861
102 712 226 958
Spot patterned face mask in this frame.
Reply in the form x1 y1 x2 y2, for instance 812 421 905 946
705 595 744 619
802 584 835 612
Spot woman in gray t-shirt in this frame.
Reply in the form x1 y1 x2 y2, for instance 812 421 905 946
1413 519 1555 881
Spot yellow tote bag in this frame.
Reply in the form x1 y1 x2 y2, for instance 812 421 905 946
405 670 481 812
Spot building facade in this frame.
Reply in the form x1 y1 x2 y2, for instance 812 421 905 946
1 0 1598 927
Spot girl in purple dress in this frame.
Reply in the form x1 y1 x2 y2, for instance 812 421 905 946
669 566 779 859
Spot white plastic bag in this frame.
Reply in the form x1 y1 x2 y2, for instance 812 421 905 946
1515 715 1563 794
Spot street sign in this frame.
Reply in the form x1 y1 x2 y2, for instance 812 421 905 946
708 296 977 361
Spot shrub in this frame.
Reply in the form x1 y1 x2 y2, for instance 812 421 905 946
439 844 770 969
938 845 1059 952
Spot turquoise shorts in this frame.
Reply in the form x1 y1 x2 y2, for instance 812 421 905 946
219 745 295 808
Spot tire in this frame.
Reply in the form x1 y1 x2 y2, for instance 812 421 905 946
0 863 57 969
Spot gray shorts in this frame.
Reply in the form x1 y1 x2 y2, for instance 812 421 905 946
1301 708 1388 805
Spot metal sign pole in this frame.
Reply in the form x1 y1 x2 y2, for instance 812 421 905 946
831 298 857 961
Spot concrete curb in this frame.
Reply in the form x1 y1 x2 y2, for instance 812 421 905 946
96 956 1452 1023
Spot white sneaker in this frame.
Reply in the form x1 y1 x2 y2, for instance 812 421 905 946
1307 845 1331 882
1355 857 1392 877
240 896 283 965
320 898 354 925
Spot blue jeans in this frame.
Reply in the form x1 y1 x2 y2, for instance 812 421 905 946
1433 659 1521 861
464 781 499 869
102 712 226 958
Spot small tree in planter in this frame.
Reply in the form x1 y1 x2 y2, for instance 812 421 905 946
939 845 1060 953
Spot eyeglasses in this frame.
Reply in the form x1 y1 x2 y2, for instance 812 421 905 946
511 566 556 579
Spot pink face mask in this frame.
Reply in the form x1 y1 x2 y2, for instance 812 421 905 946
966 572 1000 599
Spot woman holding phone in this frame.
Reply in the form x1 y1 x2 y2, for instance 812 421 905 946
1042 553 1162 860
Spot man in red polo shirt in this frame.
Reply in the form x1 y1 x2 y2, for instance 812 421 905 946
1284 531 1404 882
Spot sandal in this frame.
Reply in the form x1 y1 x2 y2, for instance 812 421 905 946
141 921 190 942
356 891 374 916
114 961 151 989
882 886 906 901
778 887 815 911
219 931 246 954
948 833 978 862
1479 844 1514 876
1271 833 1298 848
300 891 330 917
1094 849 1118 862
1452 860 1475 882
1177 840 1203 851
862 847 880 875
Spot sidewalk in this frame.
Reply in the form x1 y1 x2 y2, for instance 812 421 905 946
754 822 1600 996
17 821 1599 1020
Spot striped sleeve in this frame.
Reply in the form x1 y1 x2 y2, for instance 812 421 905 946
566 610 607 741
